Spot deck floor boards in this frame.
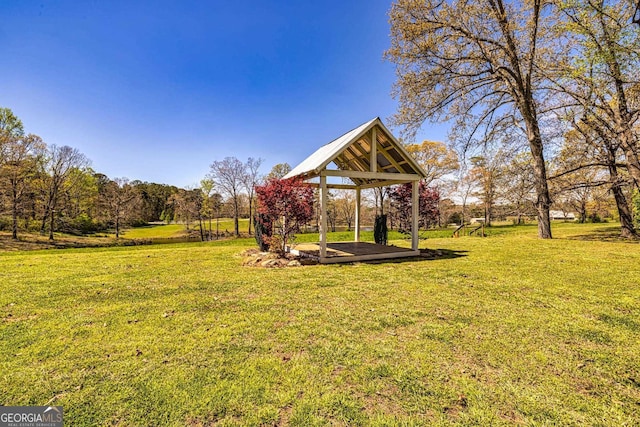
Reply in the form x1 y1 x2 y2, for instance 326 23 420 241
290 242 416 261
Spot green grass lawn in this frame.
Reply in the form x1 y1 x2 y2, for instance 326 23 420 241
122 219 249 240
1 222 639 425
121 224 189 239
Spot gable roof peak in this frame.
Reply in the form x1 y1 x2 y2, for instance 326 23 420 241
284 117 426 184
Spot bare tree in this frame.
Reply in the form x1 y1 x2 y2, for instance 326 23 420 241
209 157 246 237
386 0 558 238
469 150 511 226
185 188 205 241
39 145 90 240
99 178 139 239
168 188 203 233
0 133 45 239
454 172 476 226
501 153 536 224
241 157 263 235
335 190 356 231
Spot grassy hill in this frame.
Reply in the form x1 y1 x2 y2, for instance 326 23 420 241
1 223 638 425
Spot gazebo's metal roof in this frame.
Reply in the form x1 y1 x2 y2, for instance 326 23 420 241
284 117 426 187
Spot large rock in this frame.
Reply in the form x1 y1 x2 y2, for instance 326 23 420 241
260 259 279 268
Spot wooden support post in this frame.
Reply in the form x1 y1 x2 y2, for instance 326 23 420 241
370 127 377 173
355 188 361 242
412 180 419 251
319 175 327 259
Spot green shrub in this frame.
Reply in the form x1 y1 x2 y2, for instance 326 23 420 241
588 212 602 223
374 214 388 245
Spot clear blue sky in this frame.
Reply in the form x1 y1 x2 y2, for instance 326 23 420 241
1 0 449 187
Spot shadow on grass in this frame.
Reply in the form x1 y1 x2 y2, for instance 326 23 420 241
564 227 640 243
0 233 163 252
358 248 469 265
0 234 118 251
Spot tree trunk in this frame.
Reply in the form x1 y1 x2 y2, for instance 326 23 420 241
115 206 120 239
11 184 19 240
606 33 640 192
49 208 55 240
41 186 58 235
578 201 587 224
198 214 205 241
619 130 640 192
247 197 253 235
611 184 635 238
484 202 493 227
524 114 552 239
233 198 239 237
607 146 637 238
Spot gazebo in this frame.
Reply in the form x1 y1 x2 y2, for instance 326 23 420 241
284 117 427 264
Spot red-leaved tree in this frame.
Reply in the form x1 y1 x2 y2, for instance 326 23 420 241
390 182 440 233
255 177 314 253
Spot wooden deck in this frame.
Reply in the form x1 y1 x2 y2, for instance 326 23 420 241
289 242 420 264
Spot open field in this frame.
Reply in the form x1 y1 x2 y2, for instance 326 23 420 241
0 219 249 252
122 219 250 240
1 223 639 425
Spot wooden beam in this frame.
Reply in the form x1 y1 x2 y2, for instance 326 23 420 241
320 170 420 181
370 127 377 173
352 140 368 157
342 146 370 172
357 179 412 189
305 182 357 190
376 142 406 174
350 141 372 170
412 180 419 251
319 250 420 264
355 188 361 243
319 175 327 259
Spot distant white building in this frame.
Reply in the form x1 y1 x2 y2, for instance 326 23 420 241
549 210 576 221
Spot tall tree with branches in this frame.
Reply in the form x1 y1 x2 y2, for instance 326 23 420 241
555 0 640 190
1 133 45 239
99 178 140 239
209 157 246 237
241 157 263 235
546 0 640 236
0 107 25 186
386 0 558 238
39 145 90 240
